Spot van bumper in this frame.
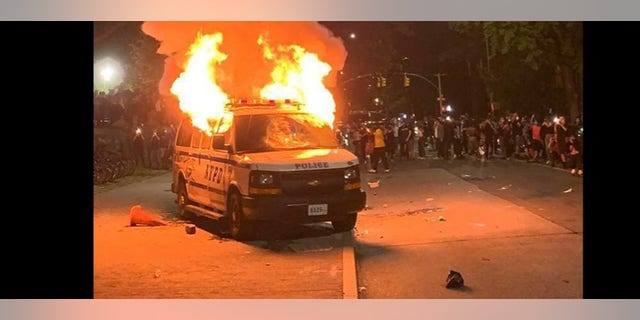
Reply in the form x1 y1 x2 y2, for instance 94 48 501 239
241 189 366 223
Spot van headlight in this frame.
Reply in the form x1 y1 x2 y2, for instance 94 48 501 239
344 166 361 190
253 172 274 185
249 171 281 195
344 168 358 181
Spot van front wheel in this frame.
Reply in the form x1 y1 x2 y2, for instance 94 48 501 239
332 213 358 233
228 192 252 240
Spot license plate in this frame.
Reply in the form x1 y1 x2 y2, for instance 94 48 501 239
308 204 328 216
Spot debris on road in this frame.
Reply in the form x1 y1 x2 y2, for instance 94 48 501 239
129 205 168 227
481 257 491 261
499 184 512 190
403 207 443 216
154 269 161 278
563 188 573 193
367 180 380 189
446 270 464 289
358 286 367 293
438 216 446 222
383 204 388 208
289 244 334 253
425 198 434 202
185 224 196 234
461 174 496 181
265 263 271 267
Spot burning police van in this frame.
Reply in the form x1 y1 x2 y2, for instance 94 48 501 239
171 99 366 239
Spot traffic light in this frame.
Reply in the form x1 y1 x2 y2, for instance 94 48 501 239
381 76 387 87
403 74 410 87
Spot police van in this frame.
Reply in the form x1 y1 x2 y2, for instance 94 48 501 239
171 99 366 239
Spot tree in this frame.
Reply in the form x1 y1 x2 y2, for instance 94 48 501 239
454 22 582 120
94 22 166 96
127 35 166 95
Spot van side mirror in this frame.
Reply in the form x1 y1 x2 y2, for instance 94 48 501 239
212 134 230 152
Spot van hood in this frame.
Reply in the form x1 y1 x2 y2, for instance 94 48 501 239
235 148 359 171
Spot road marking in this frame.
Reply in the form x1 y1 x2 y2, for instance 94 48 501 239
342 246 358 299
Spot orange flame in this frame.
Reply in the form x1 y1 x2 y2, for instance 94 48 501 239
258 36 335 128
170 32 337 133
170 32 229 135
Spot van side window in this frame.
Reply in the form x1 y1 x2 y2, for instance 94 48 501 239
176 120 194 147
191 131 202 148
200 133 211 150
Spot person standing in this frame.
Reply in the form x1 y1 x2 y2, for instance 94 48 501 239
149 129 162 169
405 123 416 160
484 116 497 159
443 118 455 160
566 133 582 176
541 116 555 164
369 125 390 173
351 126 363 164
554 116 569 166
398 122 410 160
132 129 145 168
434 118 444 159
385 124 396 161
528 119 543 162
417 125 426 159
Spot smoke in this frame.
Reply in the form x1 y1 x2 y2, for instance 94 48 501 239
141 21 347 106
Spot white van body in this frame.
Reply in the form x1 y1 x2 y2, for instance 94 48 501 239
171 102 366 239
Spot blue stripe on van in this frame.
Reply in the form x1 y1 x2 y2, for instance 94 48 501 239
188 181 227 196
177 151 240 166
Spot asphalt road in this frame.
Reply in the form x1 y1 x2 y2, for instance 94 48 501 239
93 149 582 298
355 151 582 298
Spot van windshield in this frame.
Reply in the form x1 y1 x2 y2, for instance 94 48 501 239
235 113 338 153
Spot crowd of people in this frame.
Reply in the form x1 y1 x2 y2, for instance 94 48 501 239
338 112 584 176
95 88 584 177
94 89 178 170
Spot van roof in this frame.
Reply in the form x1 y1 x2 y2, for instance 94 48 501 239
226 104 305 116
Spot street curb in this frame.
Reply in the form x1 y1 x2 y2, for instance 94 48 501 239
342 246 358 299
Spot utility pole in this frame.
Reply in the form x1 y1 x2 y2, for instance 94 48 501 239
401 71 446 117
436 72 446 116
484 28 495 115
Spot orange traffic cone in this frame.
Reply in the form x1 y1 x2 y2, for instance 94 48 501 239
130 205 168 227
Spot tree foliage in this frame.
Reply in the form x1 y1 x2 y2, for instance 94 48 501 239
127 36 166 95
453 22 582 119
94 22 166 95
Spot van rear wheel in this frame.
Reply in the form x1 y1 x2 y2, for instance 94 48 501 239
177 181 194 220
332 213 358 233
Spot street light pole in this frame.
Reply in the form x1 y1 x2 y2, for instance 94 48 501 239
400 71 446 116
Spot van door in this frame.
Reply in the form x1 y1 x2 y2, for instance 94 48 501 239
208 114 233 212
208 135 229 211
199 132 218 209
187 131 207 204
